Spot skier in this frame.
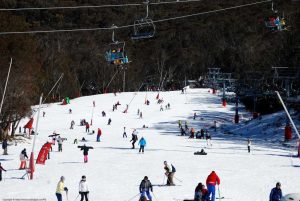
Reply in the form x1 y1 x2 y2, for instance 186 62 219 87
138 137 147 153
70 120 75 129
85 122 90 133
205 171 220 201
206 131 212 146
180 127 186 136
93 101 95 107
160 105 164 111
193 112 197 120
269 182 282 201
178 120 182 128
2 138 8 155
56 176 68 201
139 176 153 201
79 175 89 201
140 112 143 119
130 129 138 149
0 162 7 181
19 148 28 169
43 111 46 117
57 136 64 152
69 109 72 114
123 127 127 138
78 144 93 163
97 128 102 142
185 121 189 130
107 118 112 125
137 109 140 115
102 111 106 117
164 161 175 186
247 138 251 153
189 128 195 138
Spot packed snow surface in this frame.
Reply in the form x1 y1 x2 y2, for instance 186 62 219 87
1 88 299 201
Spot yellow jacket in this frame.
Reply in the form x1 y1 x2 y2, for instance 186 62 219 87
56 181 64 194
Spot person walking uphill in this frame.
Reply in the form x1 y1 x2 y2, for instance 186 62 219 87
79 175 89 201
56 176 68 201
205 171 220 201
138 137 147 153
0 162 7 181
269 182 282 201
139 176 153 201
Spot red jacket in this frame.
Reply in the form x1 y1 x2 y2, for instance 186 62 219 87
206 171 220 186
97 129 102 136
86 123 90 128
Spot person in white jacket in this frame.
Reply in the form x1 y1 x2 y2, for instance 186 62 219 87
79 175 89 201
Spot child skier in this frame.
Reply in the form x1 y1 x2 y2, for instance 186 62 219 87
19 148 28 169
139 176 153 201
97 128 102 142
138 137 147 153
79 175 89 201
130 129 138 149
78 145 93 163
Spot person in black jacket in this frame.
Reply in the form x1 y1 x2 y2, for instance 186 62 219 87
78 145 93 163
0 162 7 181
2 138 8 155
269 182 282 201
139 176 153 201
130 129 138 149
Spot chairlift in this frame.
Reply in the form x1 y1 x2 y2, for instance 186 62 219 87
105 25 129 66
264 1 288 32
131 1 156 40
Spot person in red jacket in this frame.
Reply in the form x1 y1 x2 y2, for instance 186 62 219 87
97 128 102 142
85 122 90 133
205 171 220 201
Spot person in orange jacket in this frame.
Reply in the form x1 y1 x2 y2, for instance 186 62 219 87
205 171 220 201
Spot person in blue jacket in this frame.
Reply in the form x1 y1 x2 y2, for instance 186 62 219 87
138 137 147 153
269 182 282 201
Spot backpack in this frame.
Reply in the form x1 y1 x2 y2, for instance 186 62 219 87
171 164 176 173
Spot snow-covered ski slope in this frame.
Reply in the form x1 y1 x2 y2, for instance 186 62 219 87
1 88 299 201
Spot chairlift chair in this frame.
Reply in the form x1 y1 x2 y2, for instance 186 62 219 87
131 0 156 40
105 26 129 66
264 1 288 32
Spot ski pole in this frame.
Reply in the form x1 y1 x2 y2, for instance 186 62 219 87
162 174 166 185
66 190 69 201
152 191 159 201
73 194 80 201
174 175 182 183
217 184 221 200
126 192 141 201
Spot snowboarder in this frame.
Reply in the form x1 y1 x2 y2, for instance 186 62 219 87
56 176 68 201
247 138 251 153
70 120 75 129
205 171 220 201
164 161 175 186
85 122 90 133
138 137 147 153
130 129 138 149
79 175 89 201
269 182 282 201
107 118 112 125
19 148 28 169
2 138 8 155
78 145 93 163
0 162 7 181
97 128 102 142
139 176 153 201
123 127 127 138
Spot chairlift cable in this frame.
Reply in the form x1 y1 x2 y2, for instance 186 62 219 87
0 0 271 35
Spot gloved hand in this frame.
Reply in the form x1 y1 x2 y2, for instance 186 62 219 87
64 187 68 191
